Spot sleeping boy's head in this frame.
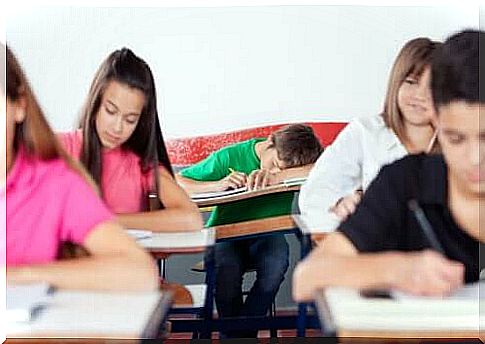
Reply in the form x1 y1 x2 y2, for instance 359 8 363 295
259 124 323 172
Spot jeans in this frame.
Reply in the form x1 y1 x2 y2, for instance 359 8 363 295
207 234 289 338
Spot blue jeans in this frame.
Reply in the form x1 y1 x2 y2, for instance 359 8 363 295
208 235 289 338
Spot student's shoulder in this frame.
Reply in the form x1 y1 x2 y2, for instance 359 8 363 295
211 138 261 160
379 153 444 182
332 115 390 145
57 129 82 145
218 138 260 152
57 129 83 156
38 157 92 192
348 114 389 133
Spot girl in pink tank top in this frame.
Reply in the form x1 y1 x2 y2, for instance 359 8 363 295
60 48 202 232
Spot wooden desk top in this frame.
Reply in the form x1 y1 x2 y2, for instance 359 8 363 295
193 184 301 207
7 289 171 342
213 214 297 240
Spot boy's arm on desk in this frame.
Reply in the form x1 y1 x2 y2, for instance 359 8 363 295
272 164 313 184
176 173 246 194
246 164 312 190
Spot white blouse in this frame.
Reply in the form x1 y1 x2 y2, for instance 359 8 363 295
299 114 408 233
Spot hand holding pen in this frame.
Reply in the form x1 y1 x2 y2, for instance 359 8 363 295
386 199 465 296
217 167 247 191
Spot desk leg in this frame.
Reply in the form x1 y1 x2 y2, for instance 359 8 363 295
297 233 313 337
200 246 215 339
157 258 167 280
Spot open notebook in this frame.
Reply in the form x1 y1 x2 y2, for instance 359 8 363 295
190 186 247 200
190 177 307 200
7 283 51 323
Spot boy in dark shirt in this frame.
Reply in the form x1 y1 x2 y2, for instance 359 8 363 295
293 29 484 301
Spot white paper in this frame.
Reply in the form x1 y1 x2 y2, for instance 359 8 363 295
322 286 481 332
126 229 153 240
7 283 50 323
392 281 483 301
281 177 307 186
7 290 163 338
190 186 247 199
138 228 215 250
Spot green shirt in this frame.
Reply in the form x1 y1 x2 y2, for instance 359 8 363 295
180 138 295 226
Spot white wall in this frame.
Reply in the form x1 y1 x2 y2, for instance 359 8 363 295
7 5 478 138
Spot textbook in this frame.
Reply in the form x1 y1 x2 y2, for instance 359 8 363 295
7 283 51 323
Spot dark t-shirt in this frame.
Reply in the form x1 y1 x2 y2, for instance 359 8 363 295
339 154 482 283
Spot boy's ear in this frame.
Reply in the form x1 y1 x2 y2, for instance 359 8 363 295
266 135 274 146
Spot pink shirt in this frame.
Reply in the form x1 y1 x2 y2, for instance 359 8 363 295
3 149 114 266
59 131 154 213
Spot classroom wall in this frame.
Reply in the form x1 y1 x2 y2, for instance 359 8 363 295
7 5 478 139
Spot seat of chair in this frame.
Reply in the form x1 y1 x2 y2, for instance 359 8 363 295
169 284 207 309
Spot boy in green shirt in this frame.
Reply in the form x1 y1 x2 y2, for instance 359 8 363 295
177 124 322 338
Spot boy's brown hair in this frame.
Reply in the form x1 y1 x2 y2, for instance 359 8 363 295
269 124 323 168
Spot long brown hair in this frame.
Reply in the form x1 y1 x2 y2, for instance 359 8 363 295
78 48 173 195
6 45 98 191
382 38 441 143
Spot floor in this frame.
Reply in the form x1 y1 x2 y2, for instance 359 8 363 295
165 329 323 342
164 309 322 342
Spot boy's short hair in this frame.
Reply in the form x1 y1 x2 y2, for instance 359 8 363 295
431 29 483 108
269 124 323 168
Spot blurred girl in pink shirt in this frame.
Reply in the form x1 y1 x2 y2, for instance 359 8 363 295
3 44 158 291
60 48 202 232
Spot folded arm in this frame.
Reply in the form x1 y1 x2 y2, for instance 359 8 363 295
7 221 159 292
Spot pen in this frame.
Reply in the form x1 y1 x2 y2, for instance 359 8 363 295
228 167 236 174
408 199 445 254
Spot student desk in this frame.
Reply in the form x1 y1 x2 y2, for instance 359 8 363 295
6 289 171 343
314 287 482 343
136 229 216 339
